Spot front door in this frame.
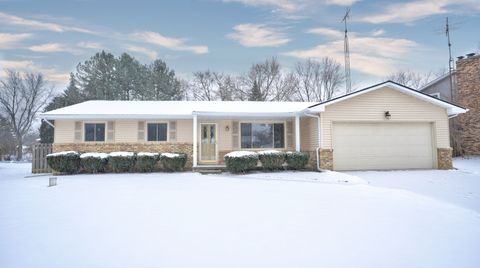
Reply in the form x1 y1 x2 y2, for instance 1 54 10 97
200 124 217 163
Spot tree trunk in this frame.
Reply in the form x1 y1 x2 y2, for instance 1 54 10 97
16 138 23 161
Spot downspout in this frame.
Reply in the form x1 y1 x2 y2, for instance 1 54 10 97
303 111 322 171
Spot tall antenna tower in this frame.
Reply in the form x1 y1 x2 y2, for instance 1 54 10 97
445 17 455 101
342 8 352 94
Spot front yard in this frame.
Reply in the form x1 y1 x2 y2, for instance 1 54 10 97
1 159 479 268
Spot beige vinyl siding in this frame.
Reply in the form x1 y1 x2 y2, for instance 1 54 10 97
176 120 193 143
115 120 138 142
300 116 318 151
54 120 75 143
321 86 450 149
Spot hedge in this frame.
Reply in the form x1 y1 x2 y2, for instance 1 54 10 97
160 153 187 172
46 151 80 174
224 151 259 173
108 152 136 173
258 150 286 171
285 151 309 170
80 153 108 173
136 152 159 172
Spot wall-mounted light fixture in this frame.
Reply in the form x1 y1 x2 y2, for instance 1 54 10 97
225 125 230 132
384 111 391 120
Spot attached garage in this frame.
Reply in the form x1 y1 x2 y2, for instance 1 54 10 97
307 81 468 171
332 122 434 171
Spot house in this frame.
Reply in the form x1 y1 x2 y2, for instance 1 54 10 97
420 53 480 155
40 81 467 171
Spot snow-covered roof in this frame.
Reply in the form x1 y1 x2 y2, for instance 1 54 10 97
40 100 317 120
307 81 467 116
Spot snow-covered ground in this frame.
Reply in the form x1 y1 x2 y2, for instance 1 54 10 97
1 160 480 268
348 157 480 212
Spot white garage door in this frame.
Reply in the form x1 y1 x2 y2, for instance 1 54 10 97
333 122 434 171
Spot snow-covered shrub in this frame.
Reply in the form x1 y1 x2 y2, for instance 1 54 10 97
159 153 187 172
80 153 108 173
224 151 259 173
258 150 286 171
136 152 159 172
108 152 136 173
46 151 80 174
285 151 309 170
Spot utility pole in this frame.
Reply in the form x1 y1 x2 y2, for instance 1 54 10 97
445 17 455 101
342 8 352 94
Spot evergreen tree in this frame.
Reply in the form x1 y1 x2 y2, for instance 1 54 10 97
248 80 263 101
148 59 183 100
76 51 117 100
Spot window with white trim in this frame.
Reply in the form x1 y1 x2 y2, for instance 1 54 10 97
84 123 105 142
240 123 285 149
147 123 168 141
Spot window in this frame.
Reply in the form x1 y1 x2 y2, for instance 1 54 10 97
147 123 168 141
84 123 105 142
240 123 284 148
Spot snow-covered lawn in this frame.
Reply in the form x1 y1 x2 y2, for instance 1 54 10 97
348 157 480 212
1 161 480 268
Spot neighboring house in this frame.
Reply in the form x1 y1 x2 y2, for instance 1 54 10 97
420 53 480 155
40 81 467 171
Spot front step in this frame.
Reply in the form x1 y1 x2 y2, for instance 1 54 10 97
195 169 224 175
193 165 226 174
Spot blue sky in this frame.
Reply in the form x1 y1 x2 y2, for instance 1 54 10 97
0 0 479 90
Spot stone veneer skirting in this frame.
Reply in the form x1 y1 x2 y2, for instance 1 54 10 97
437 147 453 170
319 149 333 171
53 142 194 168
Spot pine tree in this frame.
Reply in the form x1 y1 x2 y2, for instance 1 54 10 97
248 80 263 101
148 59 183 100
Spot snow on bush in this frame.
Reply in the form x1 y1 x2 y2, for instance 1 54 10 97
108 152 136 173
80 152 108 159
160 153 187 172
285 151 309 170
136 152 159 173
46 151 80 174
258 150 286 171
224 151 259 173
224 151 257 158
80 153 108 173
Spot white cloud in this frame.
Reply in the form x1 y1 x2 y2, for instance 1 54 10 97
224 0 358 12
284 32 418 76
306 27 344 39
223 0 304 12
0 32 33 49
131 31 208 54
29 43 81 55
125 45 158 60
324 0 357 5
0 12 95 34
371 29 385 37
0 60 70 84
227 23 290 47
359 0 480 24
77 42 103 50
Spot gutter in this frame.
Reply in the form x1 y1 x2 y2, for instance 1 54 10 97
303 111 322 172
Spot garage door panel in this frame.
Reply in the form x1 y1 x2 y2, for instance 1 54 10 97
333 122 434 170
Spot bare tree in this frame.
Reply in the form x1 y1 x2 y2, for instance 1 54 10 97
242 57 293 101
0 70 53 160
386 70 433 89
293 58 344 102
191 70 217 101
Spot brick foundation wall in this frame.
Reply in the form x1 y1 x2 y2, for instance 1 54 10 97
53 142 194 168
456 55 480 155
437 147 453 170
319 149 333 170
